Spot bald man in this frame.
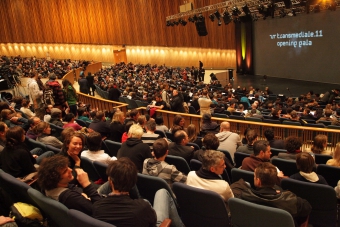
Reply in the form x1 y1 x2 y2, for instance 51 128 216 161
215 121 241 161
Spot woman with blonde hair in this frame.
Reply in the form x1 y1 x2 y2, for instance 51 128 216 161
311 134 332 155
108 110 125 142
187 124 202 148
326 142 340 166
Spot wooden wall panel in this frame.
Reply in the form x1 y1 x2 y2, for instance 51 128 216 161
0 43 236 69
0 0 236 49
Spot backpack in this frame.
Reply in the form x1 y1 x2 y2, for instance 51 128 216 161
9 202 44 227
43 84 55 106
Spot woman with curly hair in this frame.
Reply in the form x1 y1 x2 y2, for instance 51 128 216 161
38 155 101 215
59 132 85 169
170 115 185 132
35 122 63 149
277 136 302 161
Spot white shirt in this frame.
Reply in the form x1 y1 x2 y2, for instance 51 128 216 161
81 150 117 164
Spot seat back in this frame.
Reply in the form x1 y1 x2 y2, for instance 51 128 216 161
316 164 340 187
46 145 61 154
281 178 337 227
231 168 255 188
135 100 148 107
234 152 250 168
93 161 109 181
164 155 191 175
229 115 245 120
282 120 302 126
245 117 262 122
165 132 174 141
271 157 298 177
186 142 200 151
154 130 166 138
188 106 197 114
229 198 295 227
0 169 35 206
172 182 229 227
270 148 287 157
263 119 281 124
314 154 332 165
103 140 121 157
305 123 325 128
136 173 177 207
27 188 74 227
75 119 88 127
80 157 100 181
189 159 202 171
27 138 47 152
49 123 64 138
124 98 138 109
68 209 116 227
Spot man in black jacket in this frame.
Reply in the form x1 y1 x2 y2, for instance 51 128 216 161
170 89 185 113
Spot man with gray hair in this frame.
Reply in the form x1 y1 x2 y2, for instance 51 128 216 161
186 150 234 206
215 121 241 161
117 124 152 172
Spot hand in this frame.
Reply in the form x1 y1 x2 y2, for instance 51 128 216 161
75 168 91 188
0 216 14 225
67 150 81 166
32 155 38 159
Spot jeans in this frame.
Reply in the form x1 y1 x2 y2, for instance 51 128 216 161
154 189 184 227
30 148 55 164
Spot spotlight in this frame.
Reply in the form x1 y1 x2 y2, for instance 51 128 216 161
188 16 195 23
198 14 204 21
232 6 241 16
214 10 222 19
166 21 171 27
222 10 232 25
173 20 179 26
170 21 175 26
179 19 187 26
242 5 251 15
209 13 215 22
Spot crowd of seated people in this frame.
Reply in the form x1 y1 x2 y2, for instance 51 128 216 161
1 58 340 226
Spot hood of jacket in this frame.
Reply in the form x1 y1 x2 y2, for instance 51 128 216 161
143 159 162 176
125 138 143 147
216 131 233 142
46 80 60 87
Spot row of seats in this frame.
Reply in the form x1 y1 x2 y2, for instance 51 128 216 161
234 151 340 187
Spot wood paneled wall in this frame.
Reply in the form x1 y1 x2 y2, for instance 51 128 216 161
0 0 235 49
0 43 236 68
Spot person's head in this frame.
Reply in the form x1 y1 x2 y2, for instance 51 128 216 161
155 116 164 125
202 133 219 150
62 132 85 155
173 89 178 96
145 120 156 132
253 140 271 160
33 122 51 135
0 122 8 140
28 117 41 128
60 127 75 142
1 109 12 120
62 79 71 88
77 107 86 117
173 130 189 145
220 121 230 132
112 111 125 124
128 124 144 139
86 131 102 152
21 99 30 108
49 73 57 80
129 109 140 122
137 115 147 126
333 142 340 163
324 109 333 117
12 96 23 105
202 113 212 123
202 150 226 175
311 134 327 154
173 115 185 127
186 124 197 141
152 138 168 159
64 113 75 123
246 129 258 145
296 152 315 173
51 108 62 119
6 126 25 147
107 157 137 192
95 111 105 121
37 155 71 190
264 128 275 141
285 136 302 153
290 110 298 119
254 162 277 188
155 94 162 102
